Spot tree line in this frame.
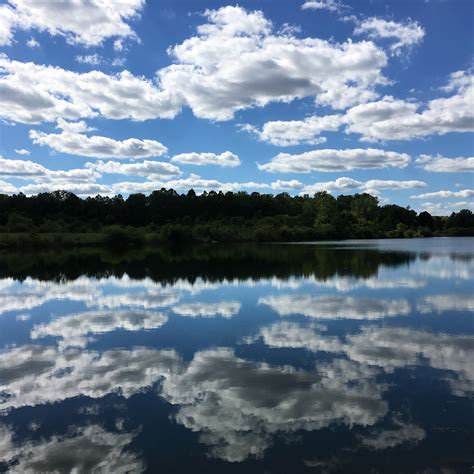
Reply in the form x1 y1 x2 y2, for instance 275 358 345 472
0 189 472 245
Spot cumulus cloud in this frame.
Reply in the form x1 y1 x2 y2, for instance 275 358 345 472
258 148 411 173
258 294 411 319
411 189 474 199
17 182 114 197
101 174 277 196
301 0 348 13
271 179 304 191
0 54 180 123
87 160 181 178
0 0 144 47
29 128 168 159
75 54 103 66
25 37 39 48
416 154 474 172
0 6 390 124
14 148 30 155
243 115 341 146
343 72 474 141
0 179 17 193
171 151 241 167
161 5 387 119
302 177 425 194
354 17 425 56
0 156 100 184
418 201 474 216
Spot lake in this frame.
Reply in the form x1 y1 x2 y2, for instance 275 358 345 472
0 238 473 473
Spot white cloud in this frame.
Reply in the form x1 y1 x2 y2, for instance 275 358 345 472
364 179 426 190
354 17 425 56
172 301 241 319
259 294 411 319
18 182 114 197
418 201 474 216
0 54 180 123
75 54 103 66
0 3 17 45
411 189 474 199
0 0 144 47
416 154 474 172
171 151 241 167
114 38 125 52
159 5 387 120
0 6 389 124
87 160 181 178
14 148 30 155
0 156 99 184
103 174 279 195
56 118 95 133
442 69 472 93
0 179 17 193
343 73 474 141
271 179 304 191
258 148 411 173
243 115 341 146
301 0 348 13
302 177 425 194
26 37 39 48
29 129 168 159
303 177 362 194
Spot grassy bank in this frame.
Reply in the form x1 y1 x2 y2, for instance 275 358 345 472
0 224 472 249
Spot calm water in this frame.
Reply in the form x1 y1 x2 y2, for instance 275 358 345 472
0 238 473 473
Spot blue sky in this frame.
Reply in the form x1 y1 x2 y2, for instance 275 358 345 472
0 0 472 214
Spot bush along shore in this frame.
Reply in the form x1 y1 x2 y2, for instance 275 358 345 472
0 190 472 248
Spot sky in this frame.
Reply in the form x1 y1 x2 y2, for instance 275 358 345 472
0 0 473 215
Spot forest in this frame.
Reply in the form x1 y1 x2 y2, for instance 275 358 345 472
0 189 472 247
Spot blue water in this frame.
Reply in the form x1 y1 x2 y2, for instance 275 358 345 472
0 238 473 473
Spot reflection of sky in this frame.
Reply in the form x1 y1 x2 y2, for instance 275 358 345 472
0 239 473 471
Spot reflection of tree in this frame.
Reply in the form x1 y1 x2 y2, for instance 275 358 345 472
0 244 415 284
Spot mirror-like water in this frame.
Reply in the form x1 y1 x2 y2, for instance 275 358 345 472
0 238 473 473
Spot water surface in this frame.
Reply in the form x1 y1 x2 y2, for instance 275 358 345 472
0 238 473 473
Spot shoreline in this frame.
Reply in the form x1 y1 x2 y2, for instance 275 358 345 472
0 229 472 249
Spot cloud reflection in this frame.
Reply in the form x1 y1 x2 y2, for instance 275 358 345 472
250 321 474 396
0 424 144 473
0 345 181 412
259 294 411 319
30 310 168 347
161 348 387 462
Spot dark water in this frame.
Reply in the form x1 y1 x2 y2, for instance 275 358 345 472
0 238 473 473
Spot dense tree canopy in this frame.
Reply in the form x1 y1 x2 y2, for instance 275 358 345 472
0 190 472 246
